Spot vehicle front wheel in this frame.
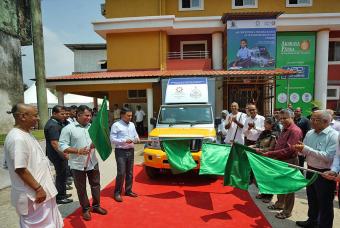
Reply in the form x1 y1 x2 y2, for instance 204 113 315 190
144 166 159 179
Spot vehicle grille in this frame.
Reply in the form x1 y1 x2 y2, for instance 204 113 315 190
161 139 202 152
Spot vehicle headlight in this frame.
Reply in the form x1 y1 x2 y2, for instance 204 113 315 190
148 137 161 149
203 137 216 143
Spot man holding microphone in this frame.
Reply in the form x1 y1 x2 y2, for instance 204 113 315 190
110 107 140 202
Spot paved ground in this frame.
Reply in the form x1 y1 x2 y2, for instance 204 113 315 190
0 141 339 227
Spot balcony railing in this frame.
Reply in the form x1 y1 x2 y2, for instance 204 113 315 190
168 51 211 60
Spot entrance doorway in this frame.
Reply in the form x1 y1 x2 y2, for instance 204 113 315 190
224 83 274 116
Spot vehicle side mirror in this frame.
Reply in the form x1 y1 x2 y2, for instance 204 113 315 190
215 118 221 125
150 117 157 126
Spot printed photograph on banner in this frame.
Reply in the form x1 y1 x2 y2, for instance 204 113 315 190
226 19 276 70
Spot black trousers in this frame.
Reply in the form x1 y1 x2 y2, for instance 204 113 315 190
306 167 336 228
136 121 144 136
51 158 68 199
72 164 101 212
114 148 134 195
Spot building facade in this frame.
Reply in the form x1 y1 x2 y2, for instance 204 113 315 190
47 0 340 132
0 0 31 134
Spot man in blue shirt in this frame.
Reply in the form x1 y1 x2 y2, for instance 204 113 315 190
293 110 338 228
232 39 251 68
110 107 140 202
59 105 107 221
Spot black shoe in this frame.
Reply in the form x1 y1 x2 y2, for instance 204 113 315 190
56 198 73 204
114 194 123 202
92 206 108 215
82 210 91 221
66 185 73 190
125 191 138 197
296 220 317 228
65 193 72 198
67 176 74 182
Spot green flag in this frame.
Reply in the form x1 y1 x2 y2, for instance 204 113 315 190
224 143 252 190
246 148 318 194
224 143 318 194
162 139 197 173
199 143 231 176
88 97 112 161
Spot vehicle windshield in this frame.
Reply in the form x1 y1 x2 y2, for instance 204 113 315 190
158 106 213 124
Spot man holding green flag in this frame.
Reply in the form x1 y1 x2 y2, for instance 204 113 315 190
88 97 112 161
293 110 338 228
224 109 306 220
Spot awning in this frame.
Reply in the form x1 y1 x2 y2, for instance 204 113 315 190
46 69 296 83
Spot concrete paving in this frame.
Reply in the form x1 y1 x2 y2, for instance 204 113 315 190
0 142 339 227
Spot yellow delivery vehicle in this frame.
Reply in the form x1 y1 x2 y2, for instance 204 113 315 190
143 78 216 178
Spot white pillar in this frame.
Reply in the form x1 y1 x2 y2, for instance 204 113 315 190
212 32 223 70
57 91 64 106
147 88 154 133
315 29 329 109
215 78 224 115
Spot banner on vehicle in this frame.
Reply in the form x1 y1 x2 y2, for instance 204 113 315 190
165 77 208 104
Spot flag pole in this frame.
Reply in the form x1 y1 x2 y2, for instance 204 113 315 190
287 163 324 175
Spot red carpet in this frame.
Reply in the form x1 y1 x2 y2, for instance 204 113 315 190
64 165 271 228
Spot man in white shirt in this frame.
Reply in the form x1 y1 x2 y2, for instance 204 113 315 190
243 104 265 146
4 103 63 227
217 110 229 144
135 105 146 136
110 107 140 202
224 102 246 145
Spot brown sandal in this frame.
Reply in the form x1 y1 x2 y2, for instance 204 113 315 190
275 212 291 219
255 194 263 199
267 205 283 210
262 198 272 203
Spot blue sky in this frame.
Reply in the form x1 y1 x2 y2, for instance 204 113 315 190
22 0 105 85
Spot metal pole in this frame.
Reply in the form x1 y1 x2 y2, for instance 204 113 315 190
30 0 48 129
286 74 290 108
287 163 324 175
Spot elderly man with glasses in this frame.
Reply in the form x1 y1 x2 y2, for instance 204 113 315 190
293 110 338 228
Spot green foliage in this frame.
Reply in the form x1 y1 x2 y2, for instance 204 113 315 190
0 130 45 146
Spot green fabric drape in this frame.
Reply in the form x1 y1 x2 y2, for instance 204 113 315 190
224 143 252 190
224 143 318 194
246 148 318 194
88 97 112 161
162 140 196 173
199 143 231 176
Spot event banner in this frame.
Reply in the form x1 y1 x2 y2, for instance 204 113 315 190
226 19 276 70
275 32 316 115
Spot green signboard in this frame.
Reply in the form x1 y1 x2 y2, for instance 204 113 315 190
275 32 316 116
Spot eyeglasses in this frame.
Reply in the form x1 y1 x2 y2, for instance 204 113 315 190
310 118 322 122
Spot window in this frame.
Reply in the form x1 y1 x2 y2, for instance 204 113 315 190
179 0 204 11
286 0 312 7
180 40 208 59
327 86 340 100
329 41 340 62
232 0 258 9
128 90 146 99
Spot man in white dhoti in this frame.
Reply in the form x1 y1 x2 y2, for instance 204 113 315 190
4 104 65 227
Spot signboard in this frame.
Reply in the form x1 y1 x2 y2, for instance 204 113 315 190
226 19 276 70
275 32 316 116
165 78 208 104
